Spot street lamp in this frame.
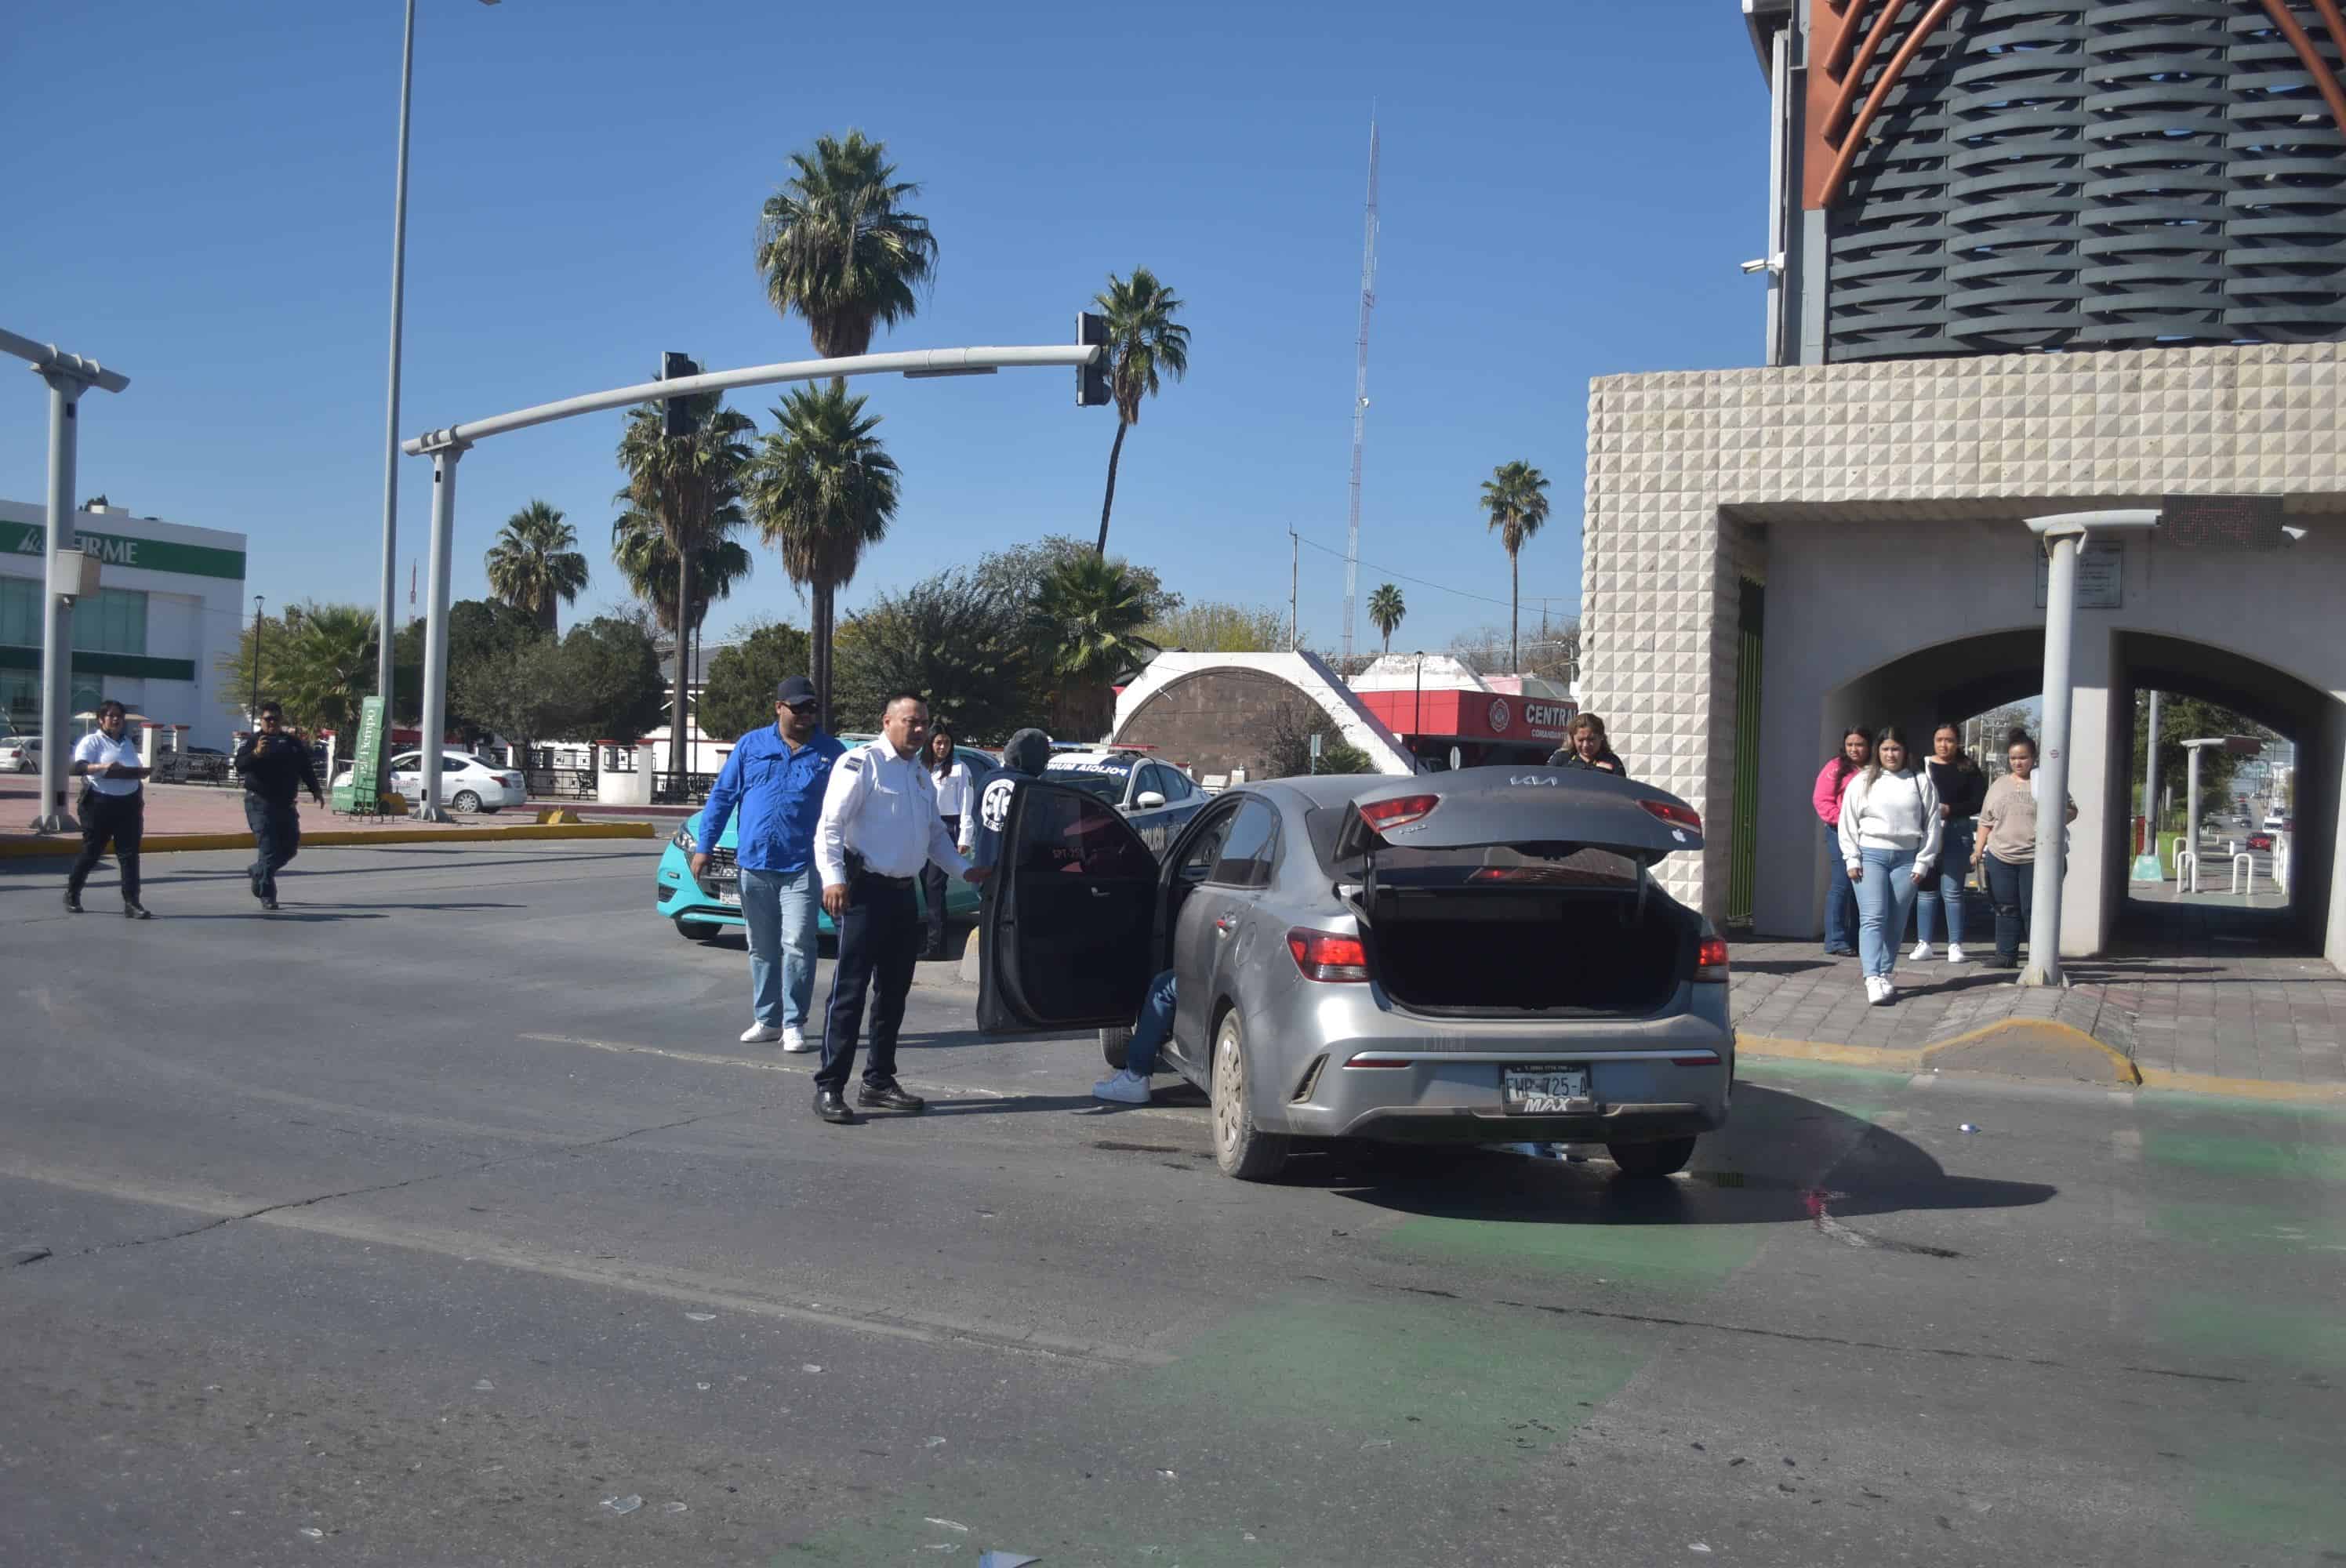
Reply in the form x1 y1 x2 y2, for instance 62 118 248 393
376 0 501 716
2020 508 2159 986
251 596 266 722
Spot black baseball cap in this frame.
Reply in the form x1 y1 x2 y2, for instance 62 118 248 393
775 676 818 707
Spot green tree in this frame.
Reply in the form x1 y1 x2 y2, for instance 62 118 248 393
1479 460 1551 673
609 506 753 637
1366 583 1406 655
746 383 900 728
558 613 669 743
485 499 590 634
1266 702 1375 779
974 535 1181 624
450 638 573 758
2128 694 2275 826
1143 600 1288 654
614 387 756 777
699 619 814 742
1092 267 1191 556
755 129 937 390
390 598 543 733
1030 554 1160 739
276 604 379 734
837 568 1039 742
216 612 295 724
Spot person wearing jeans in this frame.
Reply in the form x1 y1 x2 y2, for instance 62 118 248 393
1913 723 1987 963
1812 728 1871 956
234 702 323 911
692 675 844 1051
1094 969 1177 1104
1838 725 1941 1006
1974 730 2075 970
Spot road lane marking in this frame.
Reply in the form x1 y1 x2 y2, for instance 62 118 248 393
0 1156 1169 1369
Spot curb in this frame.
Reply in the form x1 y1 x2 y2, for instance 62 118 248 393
0 822 656 858
1739 1032 2339 1105
1918 1018 2144 1086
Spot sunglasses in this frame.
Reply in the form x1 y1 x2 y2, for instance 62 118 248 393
783 700 819 715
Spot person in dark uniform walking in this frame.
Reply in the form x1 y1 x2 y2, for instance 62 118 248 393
67 699 153 917
810 694 992 1124
234 702 323 910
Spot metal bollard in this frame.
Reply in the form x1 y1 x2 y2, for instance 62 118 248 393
2173 850 2199 898
2230 852 2254 898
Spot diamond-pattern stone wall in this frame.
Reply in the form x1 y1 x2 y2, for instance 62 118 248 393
1583 340 2346 919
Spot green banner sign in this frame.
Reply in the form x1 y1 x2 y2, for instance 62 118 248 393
347 695 387 808
2 521 247 582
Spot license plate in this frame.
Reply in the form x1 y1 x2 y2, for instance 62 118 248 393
1502 1065 1591 1114
717 888 741 907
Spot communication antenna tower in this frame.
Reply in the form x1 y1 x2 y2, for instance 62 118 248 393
1342 118 1378 667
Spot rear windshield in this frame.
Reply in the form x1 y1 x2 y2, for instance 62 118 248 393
1305 808 1642 887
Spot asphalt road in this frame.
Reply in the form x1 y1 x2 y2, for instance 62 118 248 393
3 840 2341 1566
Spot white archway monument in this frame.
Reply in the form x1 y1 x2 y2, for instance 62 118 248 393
398 337 1103 821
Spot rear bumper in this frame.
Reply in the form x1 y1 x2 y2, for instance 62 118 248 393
1338 1102 1720 1145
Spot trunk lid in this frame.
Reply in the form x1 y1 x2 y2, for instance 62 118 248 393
1331 766 1703 866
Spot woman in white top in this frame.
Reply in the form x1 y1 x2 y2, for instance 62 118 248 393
921 724 975 960
1838 724 1941 1005
67 698 153 918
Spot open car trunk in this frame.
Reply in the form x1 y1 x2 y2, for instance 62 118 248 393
1349 849 1698 1018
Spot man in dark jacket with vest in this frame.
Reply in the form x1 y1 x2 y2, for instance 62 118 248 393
234 703 323 910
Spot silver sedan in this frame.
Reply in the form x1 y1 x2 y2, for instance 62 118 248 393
978 766 1734 1181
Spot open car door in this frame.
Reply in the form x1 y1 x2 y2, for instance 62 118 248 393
977 779 1159 1036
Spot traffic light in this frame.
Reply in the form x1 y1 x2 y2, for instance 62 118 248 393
660 351 699 437
1077 312 1111 408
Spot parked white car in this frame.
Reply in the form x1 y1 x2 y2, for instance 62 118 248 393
333 750 525 813
0 735 40 774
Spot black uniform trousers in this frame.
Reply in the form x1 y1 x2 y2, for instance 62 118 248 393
816 876 921 1093
244 794 302 898
920 815 961 956
69 790 143 902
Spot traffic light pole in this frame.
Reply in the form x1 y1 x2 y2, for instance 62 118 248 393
401 338 1104 816
3 328 131 834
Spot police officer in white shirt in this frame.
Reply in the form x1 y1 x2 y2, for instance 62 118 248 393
67 698 153 918
811 693 991 1124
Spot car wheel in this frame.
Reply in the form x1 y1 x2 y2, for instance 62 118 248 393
1099 1025 1131 1070
675 919 723 942
1607 1136 1697 1179
1210 1009 1289 1181
450 789 483 814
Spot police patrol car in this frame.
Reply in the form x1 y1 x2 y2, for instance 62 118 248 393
1040 746 1208 853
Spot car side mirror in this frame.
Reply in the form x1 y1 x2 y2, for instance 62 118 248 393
1135 791 1166 809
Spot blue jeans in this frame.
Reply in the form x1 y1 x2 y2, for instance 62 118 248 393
739 866 819 1029
1915 819 1974 947
1128 969 1178 1076
1854 847 1921 979
1823 832 1858 953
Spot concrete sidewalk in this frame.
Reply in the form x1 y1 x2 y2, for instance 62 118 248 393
1730 936 2346 1095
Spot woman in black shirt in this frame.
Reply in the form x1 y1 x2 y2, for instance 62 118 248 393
1912 722 1986 961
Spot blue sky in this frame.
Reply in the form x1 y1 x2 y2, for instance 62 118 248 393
2 0 1768 655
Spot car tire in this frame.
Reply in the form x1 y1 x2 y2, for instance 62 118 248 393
675 918 724 942
451 789 483 814
1099 1025 1132 1070
1607 1136 1697 1179
1210 1008 1289 1181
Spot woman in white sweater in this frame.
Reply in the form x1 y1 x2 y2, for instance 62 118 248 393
1838 725 1942 1005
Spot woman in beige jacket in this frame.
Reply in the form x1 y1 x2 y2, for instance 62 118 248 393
1974 731 2078 970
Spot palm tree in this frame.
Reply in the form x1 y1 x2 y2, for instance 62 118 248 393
754 130 937 389
1030 554 1161 739
615 387 756 783
485 500 590 634
609 509 754 636
746 384 900 725
1092 267 1191 556
277 604 378 734
1479 461 1551 672
1367 583 1407 655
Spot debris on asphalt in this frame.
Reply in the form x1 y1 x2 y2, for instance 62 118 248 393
801 1363 823 1373
926 1436 948 1447
1959 1123 1981 1134
977 1554 1040 1568
685 1312 717 1321
1689 1545 1712 1555
1156 1469 1177 1479
472 1379 494 1392
924 1517 971 1533
696 1382 711 1391
600 1494 643 1515
298 1526 325 1540
663 1501 688 1513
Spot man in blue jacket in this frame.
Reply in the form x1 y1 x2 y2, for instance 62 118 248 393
691 675 844 1051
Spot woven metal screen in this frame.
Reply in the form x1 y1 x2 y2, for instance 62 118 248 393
1823 1 2346 360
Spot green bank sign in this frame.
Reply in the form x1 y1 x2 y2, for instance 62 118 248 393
3 521 246 581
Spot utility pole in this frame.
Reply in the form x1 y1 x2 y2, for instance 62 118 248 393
1289 529 1299 651
251 596 266 720
1342 118 1378 666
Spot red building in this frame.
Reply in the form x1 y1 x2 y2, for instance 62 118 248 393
1351 686 1577 771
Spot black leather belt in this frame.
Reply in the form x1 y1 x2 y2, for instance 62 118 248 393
855 870 916 889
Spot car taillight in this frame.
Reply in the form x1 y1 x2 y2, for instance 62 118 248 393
1287 927 1370 982
1640 798 1702 832
1695 936 1730 983
1357 793 1440 833
1344 1054 1411 1069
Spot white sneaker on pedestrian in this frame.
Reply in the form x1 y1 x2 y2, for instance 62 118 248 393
1091 1068 1151 1105
1865 975 1890 1006
740 1023 782 1044
1945 943 1967 964
1880 980 1898 1004
1909 941 1934 961
781 1025 812 1054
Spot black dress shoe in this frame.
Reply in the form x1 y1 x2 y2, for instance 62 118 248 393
261 896 280 912
65 890 84 914
856 1081 925 1113
813 1089 856 1125
123 901 152 920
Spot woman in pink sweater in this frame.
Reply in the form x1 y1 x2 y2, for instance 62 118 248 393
1812 728 1871 955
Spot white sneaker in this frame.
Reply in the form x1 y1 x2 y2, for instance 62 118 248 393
1091 1068 1152 1105
780 1025 812 1054
1880 980 1899 1004
740 1023 782 1044
1865 975 1890 1006
1945 944 1967 964
1910 941 1934 961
